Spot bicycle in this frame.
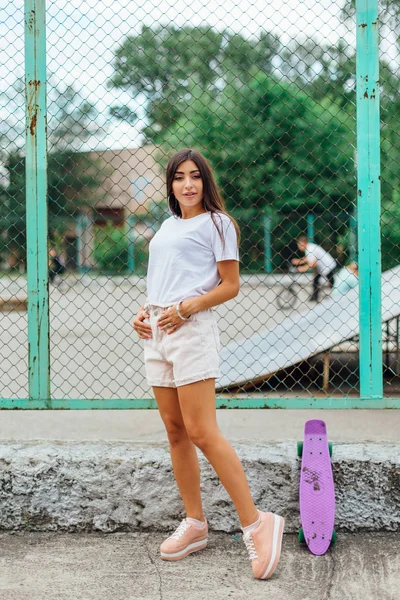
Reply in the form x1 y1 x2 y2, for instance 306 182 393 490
276 261 332 311
276 262 304 311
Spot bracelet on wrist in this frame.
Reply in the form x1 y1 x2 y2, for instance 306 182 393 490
176 301 191 321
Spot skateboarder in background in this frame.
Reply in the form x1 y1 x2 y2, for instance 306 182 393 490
292 236 338 302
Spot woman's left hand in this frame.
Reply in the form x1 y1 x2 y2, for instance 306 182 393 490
157 304 187 334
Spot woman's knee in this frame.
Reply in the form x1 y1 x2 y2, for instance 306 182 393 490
153 386 188 446
185 423 220 451
162 417 188 446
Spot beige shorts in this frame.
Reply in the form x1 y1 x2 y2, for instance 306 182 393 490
143 302 221 388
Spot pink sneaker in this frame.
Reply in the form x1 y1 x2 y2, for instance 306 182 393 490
243 511 285 580
160 518 208 561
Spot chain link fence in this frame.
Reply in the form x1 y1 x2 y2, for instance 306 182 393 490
0 0 399 404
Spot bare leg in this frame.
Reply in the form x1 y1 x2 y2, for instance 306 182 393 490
177 379 258 528
153 386 205 521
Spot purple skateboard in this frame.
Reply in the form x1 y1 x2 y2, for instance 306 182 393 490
299 419 336 555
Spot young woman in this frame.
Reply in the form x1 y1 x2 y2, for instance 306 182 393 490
132 148 284 580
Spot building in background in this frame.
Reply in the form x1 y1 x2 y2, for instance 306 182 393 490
66 145 165 271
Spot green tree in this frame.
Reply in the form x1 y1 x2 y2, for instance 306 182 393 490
274 30 400 271
160 71 354 270
0 153 26 268
108 21 400 271
281 39 356 110
109 25 280 143
379 62 400 270
93 222 129 273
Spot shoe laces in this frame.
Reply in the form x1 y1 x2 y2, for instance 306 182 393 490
243 532 258 561
170 519 191 541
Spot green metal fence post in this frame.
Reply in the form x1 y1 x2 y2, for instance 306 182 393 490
356 0 383 399
264 213 273 274
25 0 50 405
307 214 315 243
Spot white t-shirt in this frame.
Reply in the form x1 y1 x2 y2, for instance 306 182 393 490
146 211 239 305
305 243 337 276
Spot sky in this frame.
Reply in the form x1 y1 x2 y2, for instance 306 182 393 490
0 0 363 153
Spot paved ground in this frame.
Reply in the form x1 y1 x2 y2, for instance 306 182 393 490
0 409 398 443
0 531 398 600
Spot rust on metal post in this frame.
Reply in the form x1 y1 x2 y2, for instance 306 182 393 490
27 80 41 136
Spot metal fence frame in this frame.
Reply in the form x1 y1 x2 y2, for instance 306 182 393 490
1 0 398 409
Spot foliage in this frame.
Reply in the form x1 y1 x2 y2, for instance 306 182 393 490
109 19 400 270
109 25 279 143
93 222 129 273
382 191 400 271
158 72 355 269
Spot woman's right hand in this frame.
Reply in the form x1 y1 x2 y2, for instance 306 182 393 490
132 307 152 339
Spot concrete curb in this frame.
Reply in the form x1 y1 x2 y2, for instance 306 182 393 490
0 441 398 533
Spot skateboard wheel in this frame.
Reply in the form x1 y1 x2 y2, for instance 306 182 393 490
297 441 303 457
298 528 305 544
331 529 337 545
329 442 333 457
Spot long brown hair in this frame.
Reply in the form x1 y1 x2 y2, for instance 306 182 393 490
166 148 241 248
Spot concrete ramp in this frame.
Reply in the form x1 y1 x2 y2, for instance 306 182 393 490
216 265 400 390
